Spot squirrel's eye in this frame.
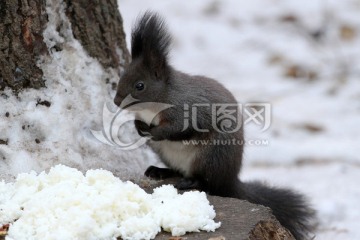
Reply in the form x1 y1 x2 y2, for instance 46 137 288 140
135 82 145 91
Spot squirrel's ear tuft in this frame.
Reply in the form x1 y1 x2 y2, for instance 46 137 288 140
131 11 171 75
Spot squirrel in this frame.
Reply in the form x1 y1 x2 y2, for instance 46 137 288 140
114 12 315 239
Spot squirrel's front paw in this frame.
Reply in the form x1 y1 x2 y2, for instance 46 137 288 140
144 166 181 179
149 127 166 141
134 120 152 137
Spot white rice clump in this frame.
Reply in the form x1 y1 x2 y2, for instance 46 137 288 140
0 165 221 240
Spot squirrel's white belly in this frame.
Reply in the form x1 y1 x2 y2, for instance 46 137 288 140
149 140 198 177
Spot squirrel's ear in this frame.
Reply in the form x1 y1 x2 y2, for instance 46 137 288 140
132 12 171 80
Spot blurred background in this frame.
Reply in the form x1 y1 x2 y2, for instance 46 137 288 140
119 0 360 239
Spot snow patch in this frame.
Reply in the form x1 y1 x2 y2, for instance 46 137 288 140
0 165 220 240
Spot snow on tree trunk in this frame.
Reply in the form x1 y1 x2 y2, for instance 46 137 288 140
0 0 155 181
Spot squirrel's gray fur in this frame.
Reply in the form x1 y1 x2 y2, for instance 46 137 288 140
114 12 316 240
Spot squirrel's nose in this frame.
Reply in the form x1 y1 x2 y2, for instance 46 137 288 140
114 94 123 107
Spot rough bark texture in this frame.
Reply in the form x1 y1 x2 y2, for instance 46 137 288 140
0 0 130 93
139 178 295 240
65 0 130 72
0 0 48 92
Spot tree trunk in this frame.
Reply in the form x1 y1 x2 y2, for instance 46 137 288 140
0 0 129 93
0 0 48 92
65 0 129 70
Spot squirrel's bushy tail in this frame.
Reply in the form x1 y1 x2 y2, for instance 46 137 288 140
237 181 316 240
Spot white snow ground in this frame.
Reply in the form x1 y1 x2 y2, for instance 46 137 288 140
0 0 359 239
118 1 360 239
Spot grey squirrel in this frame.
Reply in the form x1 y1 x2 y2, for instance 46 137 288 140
114 12 315 239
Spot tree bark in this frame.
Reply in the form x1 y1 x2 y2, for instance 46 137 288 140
0 0 129 93
65 0 130 71
0 0 48 92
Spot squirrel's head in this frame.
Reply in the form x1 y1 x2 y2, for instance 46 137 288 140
114 12 171 107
